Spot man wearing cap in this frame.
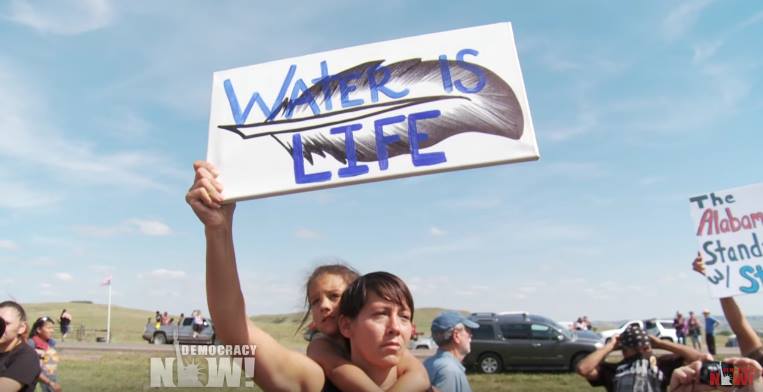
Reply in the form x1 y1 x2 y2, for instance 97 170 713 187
577 323 707 391
423 311 478 392
703 309 720 356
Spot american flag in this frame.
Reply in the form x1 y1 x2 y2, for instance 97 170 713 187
100 275 112 286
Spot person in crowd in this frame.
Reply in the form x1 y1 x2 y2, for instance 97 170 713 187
191 310 205 339
302 265 429 391
58 310 71 343
577 323 708 391
177 313 185 326
423 311 478 392
583 316 593 331
187 160 432 391
703 310 720 356
28 317 61 392
674 312 687 345
693 254 763 364
154 311 161 329
576 317 586 331
0 301 41 392
668 356 762 391
687 311 702 351
161 311 171 326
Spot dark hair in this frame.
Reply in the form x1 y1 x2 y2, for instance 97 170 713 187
296 263 360 334
0 301 27 323
339 271 414 320
29 316 55 338
0 301 28 341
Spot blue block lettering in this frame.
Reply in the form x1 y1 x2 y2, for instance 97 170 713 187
285 78 321 119
339 72 364 108
331 124 368 178
408 110 446 167
739 266 760 294
374 115 405 170
224 64 296 124
292 134 331 184
438 55 453 93
311 61 333 112
367 64 408 103
454 48 486 94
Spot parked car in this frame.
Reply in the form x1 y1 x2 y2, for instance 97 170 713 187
726 334 738 347
409 334 437 350
463 312 604 373
142 317 216 345
556 321 603 341
600 319 677 344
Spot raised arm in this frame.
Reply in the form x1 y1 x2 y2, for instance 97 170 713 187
577 335 618 380
649 335 708 363
693 253 763 356
187 160 324 392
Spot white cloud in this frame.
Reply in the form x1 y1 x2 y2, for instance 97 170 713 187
429 227 446 237
7 0 114 35
294 228 321 239
0 175 61 209
546 107 598 142
55 272 73 281
147 268 186 280
662 0 715 41
75 218 172 237
692 10 763 64
0 63 183 193
436 197 501 210
0 240 17 250
40 282 52 289
127 219 172 236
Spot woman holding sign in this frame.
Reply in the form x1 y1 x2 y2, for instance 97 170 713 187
186 161 431 392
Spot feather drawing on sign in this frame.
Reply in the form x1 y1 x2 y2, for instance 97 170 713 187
218 58 524 165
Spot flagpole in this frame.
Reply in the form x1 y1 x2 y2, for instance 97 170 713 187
106 282 112 344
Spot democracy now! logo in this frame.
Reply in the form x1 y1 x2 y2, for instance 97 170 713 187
150 343 256 388
704 363 757 387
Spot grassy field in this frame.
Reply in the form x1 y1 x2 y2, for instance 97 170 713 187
22 302 449 347
59 350 594 391
25 302 739 391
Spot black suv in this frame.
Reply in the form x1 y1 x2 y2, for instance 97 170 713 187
463 312 603 373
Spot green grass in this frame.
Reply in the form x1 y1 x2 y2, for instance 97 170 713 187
21 302 448 347
58 351 592 391
24 302 155 343
60 351 261 392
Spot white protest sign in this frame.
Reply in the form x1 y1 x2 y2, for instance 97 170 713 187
689 183 763 298
207 22 539 201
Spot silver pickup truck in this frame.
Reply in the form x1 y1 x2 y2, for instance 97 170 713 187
142 317 216 345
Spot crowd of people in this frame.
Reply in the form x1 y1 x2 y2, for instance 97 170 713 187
0 161 760 392
575 316 593 331
574 254 763 392
0 302 64 392
186 161 763 392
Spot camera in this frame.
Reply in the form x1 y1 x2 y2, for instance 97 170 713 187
699 361 736 386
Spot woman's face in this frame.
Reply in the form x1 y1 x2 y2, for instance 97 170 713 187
308 273 348 336
0 307 25 348
340 292 413 369
38 321 55 340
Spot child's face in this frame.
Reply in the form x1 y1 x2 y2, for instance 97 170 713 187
38 321 55 340
339 292 413 369
308 273 348 336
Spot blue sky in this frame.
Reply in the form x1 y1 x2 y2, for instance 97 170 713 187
1 0 761 323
